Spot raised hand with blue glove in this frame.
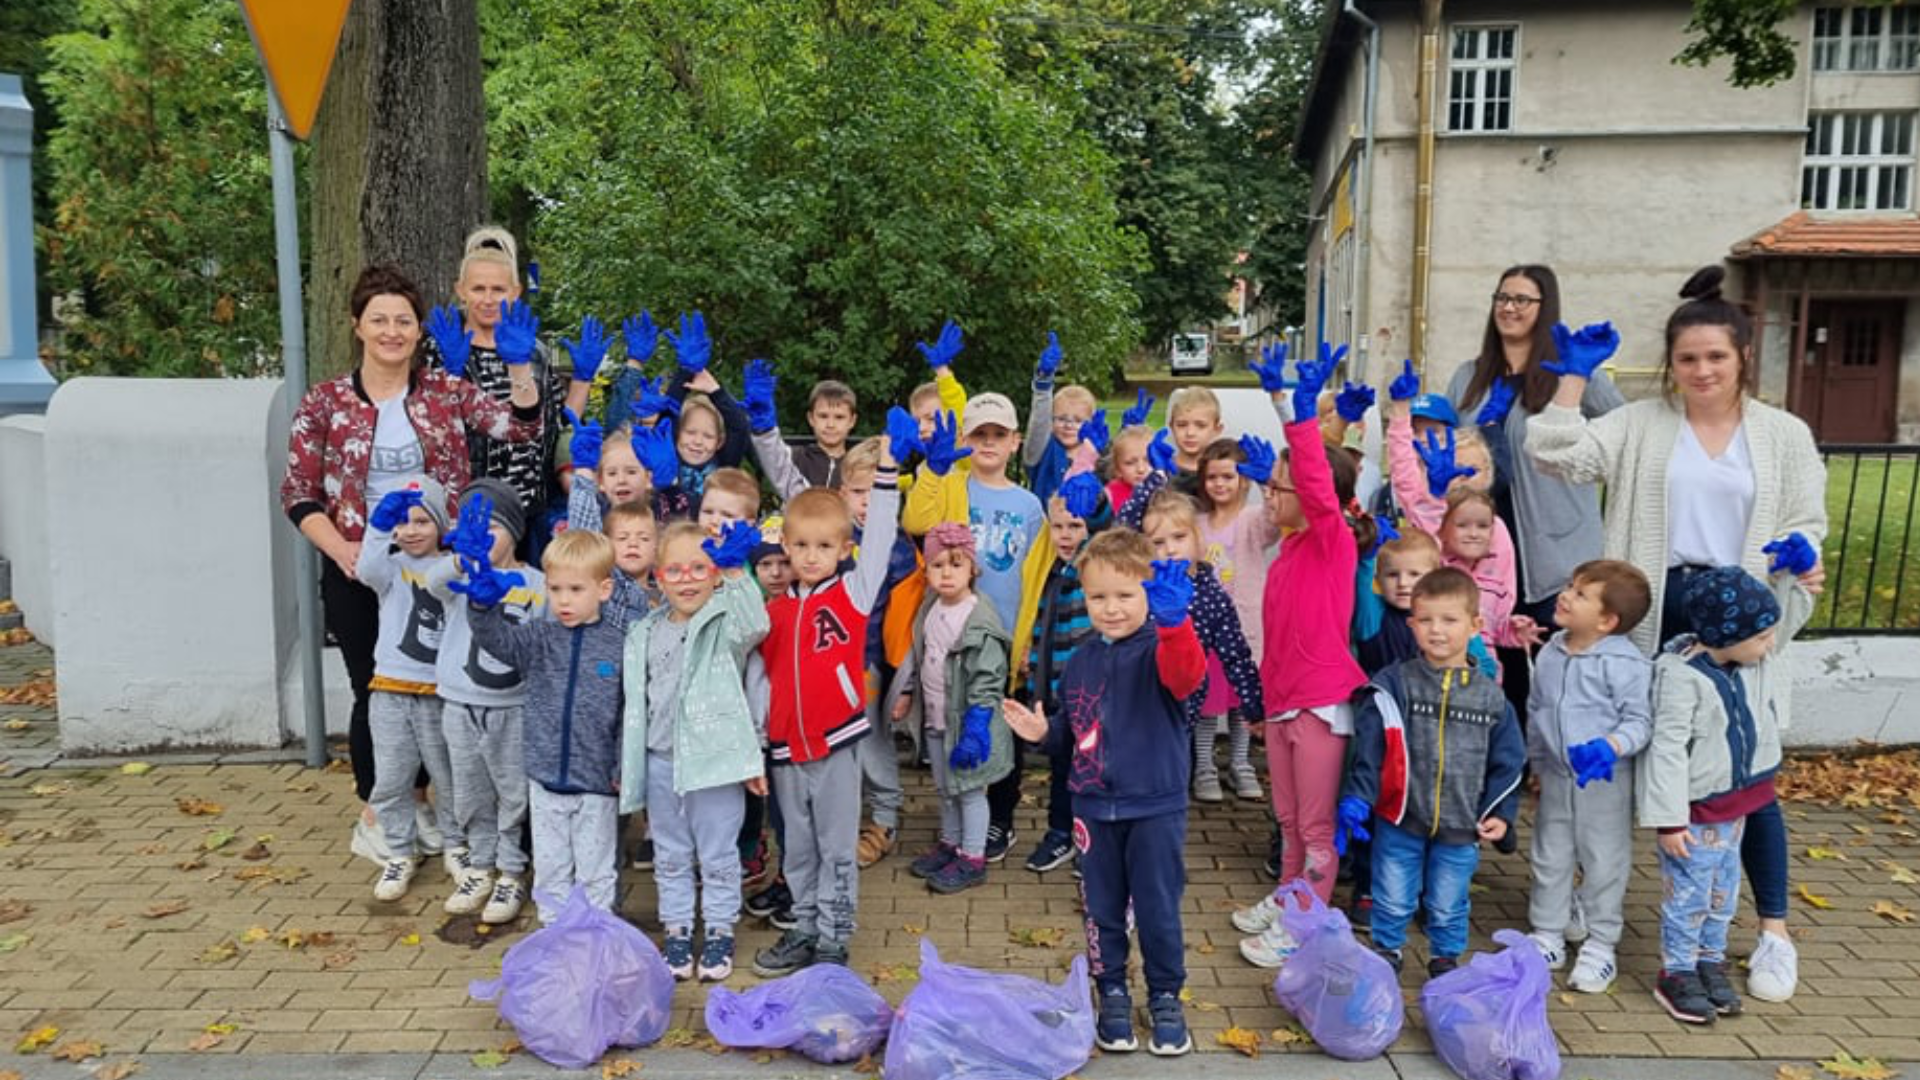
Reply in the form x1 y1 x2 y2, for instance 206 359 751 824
1236 434 1276 485
1034 331 1062 385
1567 737 1618 788
1763 532 1819 576
1476 377 1519 426
923 410 972 476
1543 321 1620 379
1146 428 1177 473
1335 380 1375 424
1388 358 1421 402
427 305 472 378
664 311 711 373
885 405 923 464
564 408 603 473
1079 410 1110 453
449 553 524 610
915 319 964 372
1249 341 1292 394
1290 342 1344 422
949 705 995 771
561 315 611 384
446 492 495 562
742 358 780 433
1122 387 1155 427
495 299 540 367
621 311 659 367
1060 472 1104 521
1143 559 1193 628
1367 514 1400 559
703 519 761 570
633 418 680 488
629 375 681 424
369 488 425 533
1334 795 1372 856
1415 427 1478 499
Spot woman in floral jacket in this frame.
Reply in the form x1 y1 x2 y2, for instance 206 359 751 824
281 264 542 854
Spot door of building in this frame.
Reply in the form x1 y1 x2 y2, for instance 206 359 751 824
1803 300 1902 442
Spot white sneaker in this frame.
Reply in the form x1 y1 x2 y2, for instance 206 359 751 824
444 868 492 915
1747 930 1798 1002
1566 894 1589 943
1231 891 1284 934
1238 922 1298 968
1567 941 1616 994
373 857 416 902
482 876 525 924
443 847 474 880
350 816 393 866
1527 930 1567 970
1192 771 1225 803
414 803 445 856
1229 766 1263 801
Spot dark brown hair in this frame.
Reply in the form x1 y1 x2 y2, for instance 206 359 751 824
349 263 425 322
1411 565 1480 612
1660 265 1757 398
1076 526 1155 580
1194 437 1248 514
1570 558 1653 635
1279 442 1376 557
1461 265 1563 415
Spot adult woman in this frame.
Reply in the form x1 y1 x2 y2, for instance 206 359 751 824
1525 264 1827 1004
282 263 543 856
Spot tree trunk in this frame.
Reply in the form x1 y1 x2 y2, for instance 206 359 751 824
307 0 486 382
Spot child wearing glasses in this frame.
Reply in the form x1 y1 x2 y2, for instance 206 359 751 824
619 519 770 983
1021 332 1104 507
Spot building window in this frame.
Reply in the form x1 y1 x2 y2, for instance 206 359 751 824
1812 4 1920 71
1802 112 1916 211
1447 26 1516 133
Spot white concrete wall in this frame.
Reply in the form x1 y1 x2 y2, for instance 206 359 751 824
0 414 52 643
1785 636 1920 748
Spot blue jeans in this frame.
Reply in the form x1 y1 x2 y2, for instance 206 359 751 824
1370 819 1481 959
1742 799 1788 920
1659 819 1745 973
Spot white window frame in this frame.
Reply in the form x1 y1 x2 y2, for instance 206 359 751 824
1446 24 1518 134
1811 4 1920 72
1802 111 1916 212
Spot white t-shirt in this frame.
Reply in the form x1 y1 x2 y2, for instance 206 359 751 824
1667 421 1755 568
366 394 425 500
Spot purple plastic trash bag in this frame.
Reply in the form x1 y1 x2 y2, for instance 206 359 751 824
884 938 1094 1080
1421 929 1561 1080
468 886 674 1068
1269 880 1404 1059
706 964 894 1064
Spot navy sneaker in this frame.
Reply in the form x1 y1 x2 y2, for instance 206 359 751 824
1697 960 1743 1016
745 879 791 920
1375 945 1403 973
697 932 734 982
1427 955 1459 979
1656 969 1717 1025
1147 990 1193 1056
630 837 655 870
662 929 695 981
1095 984 1137 1052
909 842 958 879
1025 829 1075 873
751 929 817 977
928 854 988 894
984 823 1017 864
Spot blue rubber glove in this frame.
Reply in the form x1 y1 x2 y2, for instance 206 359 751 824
1142 559 1193 628
703 519 761 570
621 311 659 366
449 554 524 610
629 375 682 424
561 315 611 383
1061 472 1104 521
1568 737 1618 788
369 489 424 533
884 405 923 464
525 262 541 296
1764 532 1819 576
1476 377 1518 427
1292 342 1345 423
633 418 680 488
495 299 539 368
446 491 495 562
1146 428 1176 473
1416 427 1478 499
427 305 472 379
565 408 603 473
1236 434 1275 485
1122 387 1155 427
1367 514 1400 559
1334 795 1373 856
1249 341 1292 393
923 410 972 477
1035 331 1063 384
1079 410 1110 453
1335 381 1376 423
1387 358 1421 402
949 705 995 770
665 311 711 373
915 319 964 371
1543 321 1621 379
742 358 779 433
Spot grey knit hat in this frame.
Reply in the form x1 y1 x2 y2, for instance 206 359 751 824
459 477 527 543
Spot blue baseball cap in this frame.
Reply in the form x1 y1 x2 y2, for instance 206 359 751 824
1409 393 1458 427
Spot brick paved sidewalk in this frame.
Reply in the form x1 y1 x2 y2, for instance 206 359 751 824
3 637 1918 1070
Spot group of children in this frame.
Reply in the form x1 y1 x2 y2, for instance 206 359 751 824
351 294 1814 1056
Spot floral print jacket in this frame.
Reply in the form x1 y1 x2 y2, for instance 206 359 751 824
281 365 542 541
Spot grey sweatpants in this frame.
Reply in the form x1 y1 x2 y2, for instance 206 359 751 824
528 784 619 923
771 748 861 944
369 691 460 858
859 708 903 831
926 731 989 858
1529 767 1635 949
646 752 746 935
443 702 528 876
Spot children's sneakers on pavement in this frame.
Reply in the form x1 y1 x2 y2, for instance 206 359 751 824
856 823 897 868
1025 830 1076 873
1526 930 1567 970
1697 960 1743 1016
1230 890 1283 934
1567 941 1616 994
1238 921 1298 968
983 824 1017 864
481 876 524 924
927 854 987 894
1229 765 1263 801
909 842 958 879
443 868 491 915
1147 990 1192 1056
1192 768 1225 803
1746 930 1798 1002
1095 985 1138 1052
372 857 415 902
698 932 735 982
1655 969 1717 1024
663 929 696 981
753 929 818 977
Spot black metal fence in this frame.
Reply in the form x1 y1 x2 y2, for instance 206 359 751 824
1808 443 1920 636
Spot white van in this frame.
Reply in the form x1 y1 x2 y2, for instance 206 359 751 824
1169 332 1212 375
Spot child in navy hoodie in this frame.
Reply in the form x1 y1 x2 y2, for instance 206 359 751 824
1003 529 1205 1059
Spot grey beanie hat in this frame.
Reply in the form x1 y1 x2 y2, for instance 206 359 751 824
459 477 527 543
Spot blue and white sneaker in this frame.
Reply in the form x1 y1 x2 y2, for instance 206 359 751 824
1095 984 1137 1052
663 929 695 981
1147 990 1192 1056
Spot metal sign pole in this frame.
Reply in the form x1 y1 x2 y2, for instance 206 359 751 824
267 89 329 769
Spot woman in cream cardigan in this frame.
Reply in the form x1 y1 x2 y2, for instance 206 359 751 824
1525 265 1827 1006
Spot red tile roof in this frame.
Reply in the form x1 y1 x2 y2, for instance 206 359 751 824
1732 211 1920 258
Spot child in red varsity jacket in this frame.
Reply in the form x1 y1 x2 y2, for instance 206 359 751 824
749 408 913 977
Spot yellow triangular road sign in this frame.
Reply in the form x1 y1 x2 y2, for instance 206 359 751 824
237 0 354 141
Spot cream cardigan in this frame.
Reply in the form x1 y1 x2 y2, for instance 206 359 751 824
1524 396 1827 658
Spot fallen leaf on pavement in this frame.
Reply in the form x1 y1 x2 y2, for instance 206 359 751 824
399 933 421 946
470 1050 508 1068
1797 884 1835 910
1269 1024 1312 1046
1217 1026 1262 1057
901 923 925 935
119 762 152 776
0 1068 23 1080
1878 860 1918 885
1820 1051 1900 1080
50 1041 105 1062
197 940 239 964
1870 900 1915 924
852 1054 878 1074
1780 1066 1818 1080
142 899 190 919
185 1032 224 1052
29 781 70 797
868 963 914 985
0 680 55 706
1779 750 1920 811
0 626 34 645
176 797 223 816
201 829 236 851
1177 988 1221 1012
15 1027 58 1053
1009 926 1066 948
0 932 29 953
1806 846 1847 860
238 842 271 861
2 719 27 731
92 1060 141 1080
285 778 319 793
321 950 357 970
173 856 206 871
601 1057 642 1077
203 1024 237 1036
0 899 29 924
657 1028 698 1048
239 926 272 944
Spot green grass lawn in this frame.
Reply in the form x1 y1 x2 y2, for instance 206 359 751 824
1811 453 1920 634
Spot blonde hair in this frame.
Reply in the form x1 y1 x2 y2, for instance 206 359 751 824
655 520 708 559
679 393 726 446
784 487 854 542
1442 486 1498 526
1376 528 1441 568
1108 425 1151 463
603 499 655 533
909 381 942 411
1167 386 1220 423
1077 527 1154 580
840 437 883 484
1142 488 1200 535
542 529 615 580
703 467 761 515
1055 385 1097 414
460 225 519 283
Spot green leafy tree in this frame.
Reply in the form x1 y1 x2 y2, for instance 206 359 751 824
1678 0 1899 87
40 0 279 377
485 0 1143 416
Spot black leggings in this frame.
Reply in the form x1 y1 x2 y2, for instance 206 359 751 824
320 556 427 803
